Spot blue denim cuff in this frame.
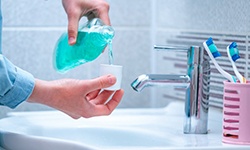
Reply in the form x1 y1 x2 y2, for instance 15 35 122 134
0 67 35 108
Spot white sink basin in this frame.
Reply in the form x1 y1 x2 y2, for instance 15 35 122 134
0 102 249 150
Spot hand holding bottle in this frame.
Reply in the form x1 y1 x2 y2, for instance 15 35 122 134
54 18 114 73
62 0 111 45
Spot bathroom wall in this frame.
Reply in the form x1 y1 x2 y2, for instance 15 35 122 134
1 0 250 118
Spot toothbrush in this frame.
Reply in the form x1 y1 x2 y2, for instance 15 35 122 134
203 37 236 83
227 42 246 83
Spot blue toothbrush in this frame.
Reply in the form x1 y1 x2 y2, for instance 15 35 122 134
227 42 246 83
203 37 236 83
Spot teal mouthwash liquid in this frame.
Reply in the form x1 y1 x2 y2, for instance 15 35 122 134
108 42 114 65
54 18 114 73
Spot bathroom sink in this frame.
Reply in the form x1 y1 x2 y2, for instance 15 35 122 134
0 102 249 150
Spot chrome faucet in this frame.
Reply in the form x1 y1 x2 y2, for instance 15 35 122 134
131 45 211 134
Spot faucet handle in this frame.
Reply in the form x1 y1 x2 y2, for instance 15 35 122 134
154 45 190 51
154 45 204 66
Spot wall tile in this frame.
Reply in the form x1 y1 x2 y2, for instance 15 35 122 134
2 0 67 27
107 0 151 26
157 0 250 33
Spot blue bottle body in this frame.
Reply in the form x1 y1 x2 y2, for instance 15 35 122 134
54 18 114 73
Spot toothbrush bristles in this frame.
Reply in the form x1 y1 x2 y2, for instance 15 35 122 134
206 37 221 58
229 42 240 61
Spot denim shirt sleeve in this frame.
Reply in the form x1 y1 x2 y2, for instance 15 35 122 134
0 55 35 108
0 1 35 108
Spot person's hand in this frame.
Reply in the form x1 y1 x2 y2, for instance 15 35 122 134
27 75 124 119
62 0 111 45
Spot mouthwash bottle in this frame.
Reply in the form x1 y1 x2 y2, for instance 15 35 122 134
53 18 115 73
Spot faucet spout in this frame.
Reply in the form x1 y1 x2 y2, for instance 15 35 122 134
131 74 190 92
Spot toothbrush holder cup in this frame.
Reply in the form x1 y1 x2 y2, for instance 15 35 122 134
223 80 250 145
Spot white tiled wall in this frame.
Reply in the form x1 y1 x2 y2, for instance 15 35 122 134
1 0 250 118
